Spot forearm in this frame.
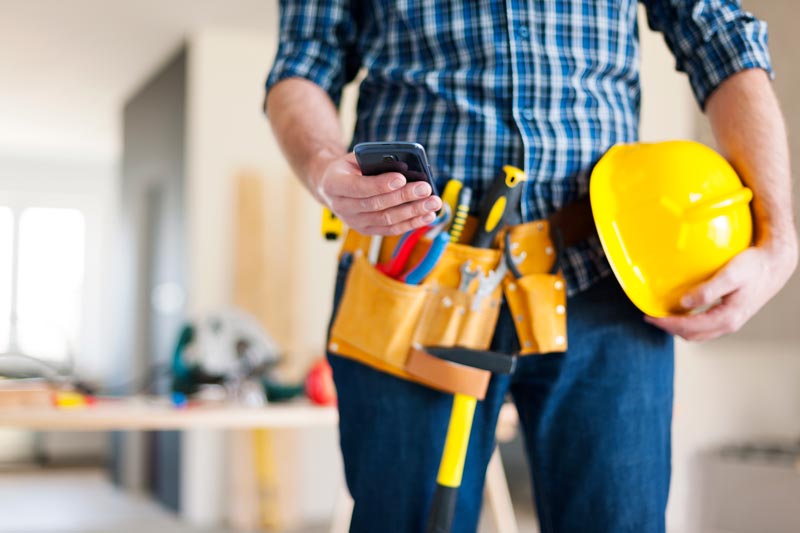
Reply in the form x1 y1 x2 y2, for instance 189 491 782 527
265 77 347 204
705 69 798 264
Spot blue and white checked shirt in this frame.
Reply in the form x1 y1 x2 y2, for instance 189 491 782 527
266 0 772 295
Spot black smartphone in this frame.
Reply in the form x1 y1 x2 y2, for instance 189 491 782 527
354 141 438 196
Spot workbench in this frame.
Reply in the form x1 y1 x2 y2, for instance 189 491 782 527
0 397 338 431
0 398 524 533
0 397 342 531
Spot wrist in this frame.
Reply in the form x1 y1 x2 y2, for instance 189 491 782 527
757 228 799 273
306 147 342 205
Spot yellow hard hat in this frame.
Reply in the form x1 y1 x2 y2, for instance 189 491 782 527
590 140 753 317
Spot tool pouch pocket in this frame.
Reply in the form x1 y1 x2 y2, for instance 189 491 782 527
410 277 502 351
329 253 428 370
328 239 503 398
504 272 567 355
502 221 568 355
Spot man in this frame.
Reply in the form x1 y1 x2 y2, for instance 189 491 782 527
265 1 797 531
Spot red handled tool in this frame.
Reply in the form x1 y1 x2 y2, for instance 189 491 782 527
377 205 452 281
377 225 430 278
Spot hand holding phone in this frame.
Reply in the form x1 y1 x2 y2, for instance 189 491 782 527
311 144 442 236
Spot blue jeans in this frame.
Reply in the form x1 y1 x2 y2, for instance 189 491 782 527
328 257 674 533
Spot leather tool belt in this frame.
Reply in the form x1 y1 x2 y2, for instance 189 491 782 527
327 197 596 399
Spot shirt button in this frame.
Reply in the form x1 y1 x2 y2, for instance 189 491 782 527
517 25 530 39
522 109 534 121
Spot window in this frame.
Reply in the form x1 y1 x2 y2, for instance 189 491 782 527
0 206 86 361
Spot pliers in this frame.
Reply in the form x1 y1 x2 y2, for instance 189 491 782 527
378 204 452 283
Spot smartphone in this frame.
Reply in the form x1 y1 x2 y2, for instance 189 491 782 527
354 141 438 196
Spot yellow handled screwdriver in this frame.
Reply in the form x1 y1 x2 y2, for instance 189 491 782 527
470 166 527 248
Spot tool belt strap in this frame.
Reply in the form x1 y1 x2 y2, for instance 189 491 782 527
547 196 596 248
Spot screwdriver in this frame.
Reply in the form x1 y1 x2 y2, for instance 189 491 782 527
470 166 527 248
449 186 472 243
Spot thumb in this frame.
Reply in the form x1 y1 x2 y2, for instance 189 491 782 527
680 250 752 310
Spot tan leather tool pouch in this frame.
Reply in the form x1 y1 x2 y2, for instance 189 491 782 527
502 221 568 355
328 237 503 399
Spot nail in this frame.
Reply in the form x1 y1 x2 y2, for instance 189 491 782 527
424 198 439 211
414 183 430 197
422 212 436 223
390 177 405 190
681 295 694 309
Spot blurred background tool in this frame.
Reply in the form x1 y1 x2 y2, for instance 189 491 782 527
171 309 304 405
321 207 343 240
304 358 337 406
471 166 527 248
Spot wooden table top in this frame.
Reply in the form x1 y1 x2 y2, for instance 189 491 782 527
0 398 339 431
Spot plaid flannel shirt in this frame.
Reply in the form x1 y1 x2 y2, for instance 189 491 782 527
266 0 772 295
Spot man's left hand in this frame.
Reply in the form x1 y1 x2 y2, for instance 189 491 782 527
645 242 798 341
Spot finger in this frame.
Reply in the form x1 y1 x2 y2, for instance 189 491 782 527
326 171 408 199
356 196 442 229
645 291 747 340
679 250 754 310
362 212 437 236
335 182 436 214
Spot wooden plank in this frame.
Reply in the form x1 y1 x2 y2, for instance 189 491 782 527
233 172 272 331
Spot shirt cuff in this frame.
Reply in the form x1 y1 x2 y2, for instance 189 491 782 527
265 41 346 105
684 17 774 110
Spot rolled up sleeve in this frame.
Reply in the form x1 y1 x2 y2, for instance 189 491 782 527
266 0 359 105
642 0 773 109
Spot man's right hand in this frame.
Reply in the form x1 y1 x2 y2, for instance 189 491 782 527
311 152 443 236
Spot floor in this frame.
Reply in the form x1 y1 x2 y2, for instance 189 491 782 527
0 468 539 533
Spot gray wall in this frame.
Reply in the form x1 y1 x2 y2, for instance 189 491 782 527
115 46 188 511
